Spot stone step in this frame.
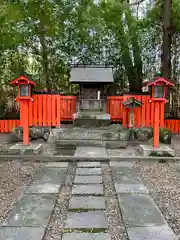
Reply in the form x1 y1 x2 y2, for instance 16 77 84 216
73 118 110 127
51 128 119 140
73 112 111 127
80 108 104 113
74 111 110 119
56 139 127 148
48 126 128 143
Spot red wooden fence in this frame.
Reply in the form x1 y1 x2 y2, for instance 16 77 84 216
1 94 180 134
107 95 151 127
107 95 165 128
28 95 76 126
0 120 20 132
0 95 76 132
106 95 180 133
164 119 180 134
106 96 124 122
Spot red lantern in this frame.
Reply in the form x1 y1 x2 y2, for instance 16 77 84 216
11 73 36 145
145 76 174 148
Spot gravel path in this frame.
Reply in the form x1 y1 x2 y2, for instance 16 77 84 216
43 162 76 240
0 161 41 223
134 161 180 237
101 163 128 240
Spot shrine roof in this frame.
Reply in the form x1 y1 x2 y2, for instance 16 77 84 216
70 65 114 83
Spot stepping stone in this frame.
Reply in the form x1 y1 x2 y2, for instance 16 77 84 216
25 168 66 193
77 162 101 168
118 194 166 227
112 167 140 182
74 175 102 184
110 161 133 168
33 168 66 184
25 183 61 194
127 225 176 240
69 196 106 209
72 184 103 195
45 162 69 168
3 194 56 227
62 233 111 240
0 227 45 240
65 211 108 229
75 147 107 157
76 168 102 175
115 180 148 194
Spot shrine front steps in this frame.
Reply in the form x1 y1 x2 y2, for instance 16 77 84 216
55 139 127 149
73 111 110 127
48 128 127 148
73 118 110 127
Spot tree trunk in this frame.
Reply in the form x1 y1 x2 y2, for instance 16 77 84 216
116 25 142 93
125 7 143 92
171 33 179 117
39 33 51 91
161 0 172 79
38 21 51 91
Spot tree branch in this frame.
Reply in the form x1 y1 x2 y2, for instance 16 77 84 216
129 0 146 6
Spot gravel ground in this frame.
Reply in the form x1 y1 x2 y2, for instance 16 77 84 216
134 161 180 238
101 163 128 240
40 143 56 156
43 162 76 240
171 135 180 156
107 145 140 157
0 161 42 223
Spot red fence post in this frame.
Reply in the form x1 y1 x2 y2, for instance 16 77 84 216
19 100 29 145
153 101 160 148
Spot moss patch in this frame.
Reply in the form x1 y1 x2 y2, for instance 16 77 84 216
69 208 104 212
64 228 107 233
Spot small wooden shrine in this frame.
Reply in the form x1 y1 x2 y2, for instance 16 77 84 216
70 65 114 111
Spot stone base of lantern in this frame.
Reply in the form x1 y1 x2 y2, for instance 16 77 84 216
139 144 175 157
8 143 43 156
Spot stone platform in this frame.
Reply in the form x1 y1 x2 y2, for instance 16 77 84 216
8 143 43 156
48 125 128 149
55 139 127 148
139 144 175 157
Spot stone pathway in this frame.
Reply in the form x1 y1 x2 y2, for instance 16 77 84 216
74 146 108 157
110 161 176 240
0 149 177 239
64 161 110 239
0 163 68 240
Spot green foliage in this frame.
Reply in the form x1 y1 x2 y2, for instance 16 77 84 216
0 0 179 98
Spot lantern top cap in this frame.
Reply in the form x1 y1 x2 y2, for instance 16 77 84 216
123 97 143 108
10 72 36 86
146 77 174 87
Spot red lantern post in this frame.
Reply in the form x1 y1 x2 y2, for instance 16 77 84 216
146 77 174 148
11 73 36 145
